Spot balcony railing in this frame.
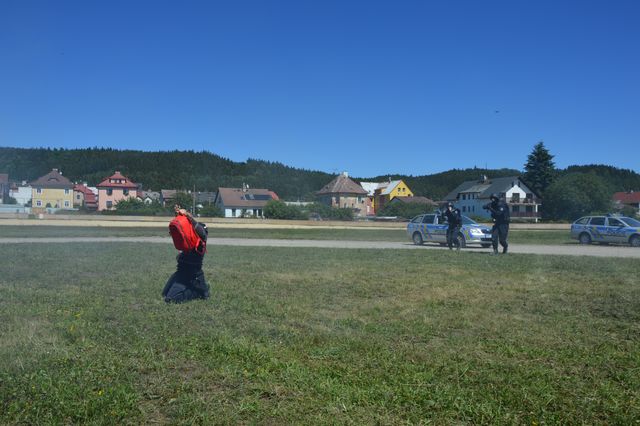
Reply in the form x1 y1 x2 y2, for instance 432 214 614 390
509 197 541 205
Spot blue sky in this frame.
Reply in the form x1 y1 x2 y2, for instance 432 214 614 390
1 0 639 177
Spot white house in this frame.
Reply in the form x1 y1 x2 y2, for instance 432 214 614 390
9 182 32 205
443 176 541 221
214 186 280 218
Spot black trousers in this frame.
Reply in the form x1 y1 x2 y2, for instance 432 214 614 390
492 224 509 251
162 268 210 303
446 225 461 249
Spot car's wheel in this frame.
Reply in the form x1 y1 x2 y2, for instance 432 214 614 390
481 243 491 248
630 235 640 247
412 232 424 245
579 232 592 245
457 233 467 248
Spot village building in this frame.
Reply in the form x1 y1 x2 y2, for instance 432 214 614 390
160 189 177 207
443 175 541 221
30 169 75 212
613 191 640 213
195 191 217 207
0 174 9 203
96 171 138 211
316 172 371 217
9 181 33 205
73 183 98 210
138 190 161 204
214 186 279 218
360 179 414 214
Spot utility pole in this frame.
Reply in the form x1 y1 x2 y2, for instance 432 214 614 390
192 184 196 215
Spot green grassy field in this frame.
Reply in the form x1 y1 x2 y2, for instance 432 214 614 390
1 243 638 424
0 225 573 245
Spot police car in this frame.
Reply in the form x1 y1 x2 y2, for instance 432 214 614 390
407 213 493 247
570 215 640 247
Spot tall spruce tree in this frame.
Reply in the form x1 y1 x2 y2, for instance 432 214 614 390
523 141 556 195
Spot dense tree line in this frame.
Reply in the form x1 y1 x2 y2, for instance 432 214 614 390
1 147 639 208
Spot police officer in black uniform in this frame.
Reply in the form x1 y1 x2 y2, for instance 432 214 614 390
440 202 463 251
485 193 510 254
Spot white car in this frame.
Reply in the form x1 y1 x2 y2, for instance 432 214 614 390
407 213 493 247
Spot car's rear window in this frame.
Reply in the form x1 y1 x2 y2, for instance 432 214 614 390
422 214 436 224
608 218 624 227
589 217 605 226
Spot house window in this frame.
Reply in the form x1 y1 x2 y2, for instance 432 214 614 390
36 188 42 194
36 200 42 207
106 201 113 208
64 189 70 194
76 194 81 200
512 205 520 213
123 189 129 196
232 208 236 216
462 206 466 212
107 189 113 196
64 200 70 207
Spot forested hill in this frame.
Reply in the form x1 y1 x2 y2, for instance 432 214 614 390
562 165 640 192
1 147 639 200
0 147 333 201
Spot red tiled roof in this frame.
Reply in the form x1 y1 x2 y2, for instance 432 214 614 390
613 191 640 204
96 171 138 189
73 184 97 205
30 169 73 189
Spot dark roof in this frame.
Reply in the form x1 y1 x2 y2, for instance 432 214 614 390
96 171 138 189
317 174 368 196
30 169 73 189
443 176 523 201
216 187 279 208
613 191 640 204
195 191 217 204
161 190 177 200
388 196 437 205
138 190 161 201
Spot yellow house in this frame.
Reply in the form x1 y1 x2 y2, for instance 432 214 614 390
31 168 74 213
373 180 414 213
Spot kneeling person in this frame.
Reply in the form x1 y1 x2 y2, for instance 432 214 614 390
163 205 210 303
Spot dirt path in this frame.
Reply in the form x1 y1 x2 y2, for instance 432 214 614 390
1 236 638 258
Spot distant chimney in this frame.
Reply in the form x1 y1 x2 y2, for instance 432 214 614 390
480 175 488 183
342 171 349 177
